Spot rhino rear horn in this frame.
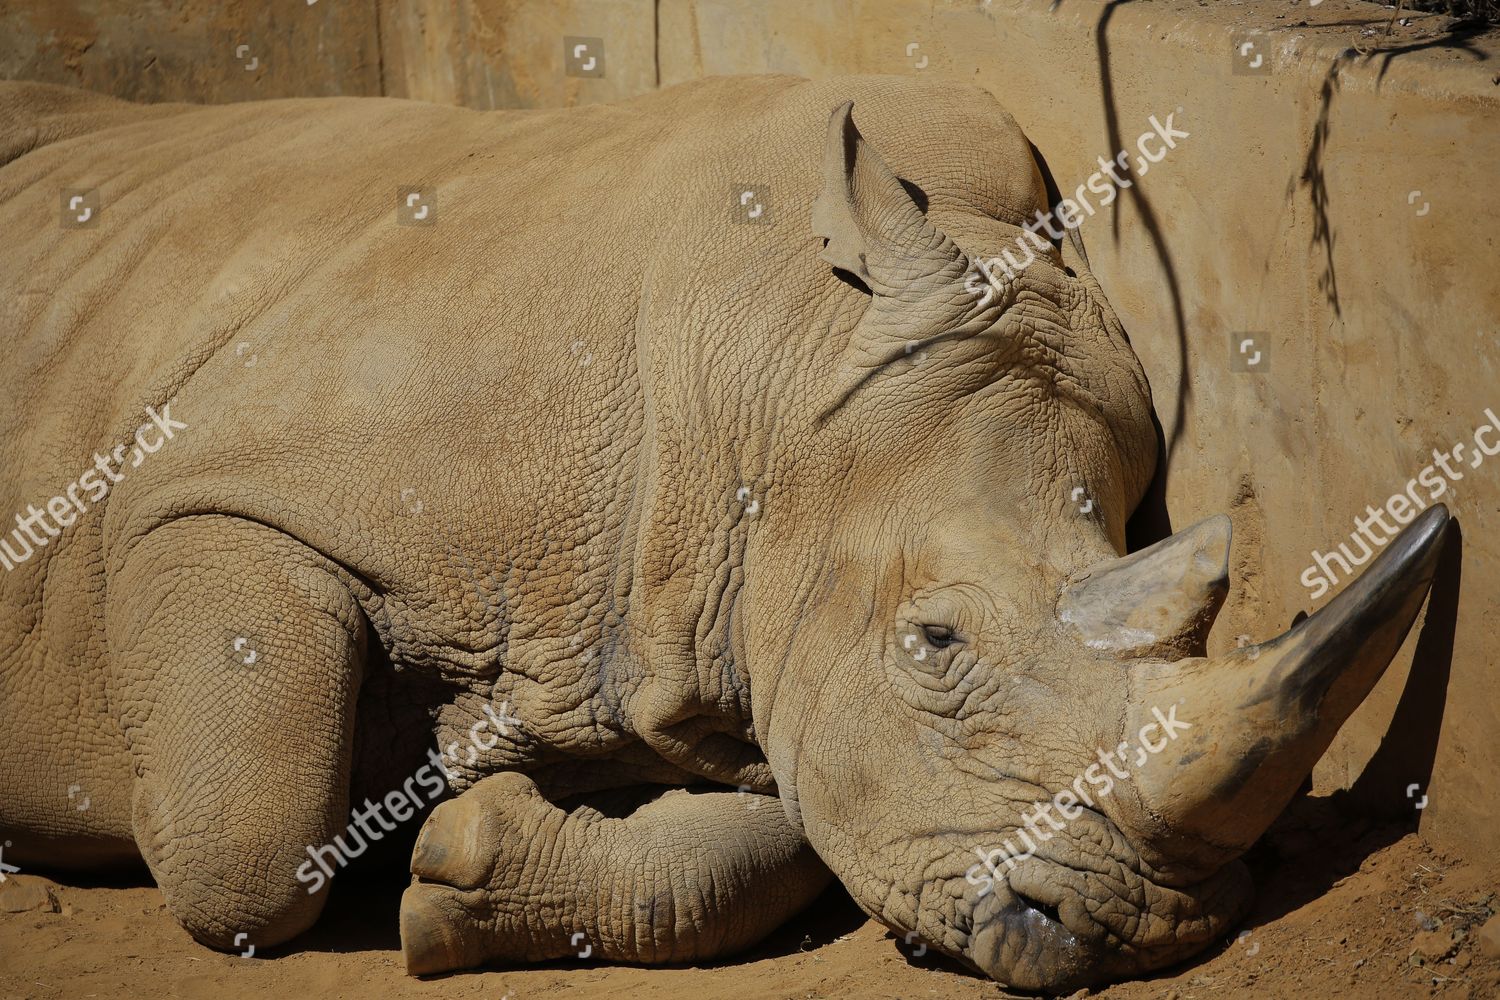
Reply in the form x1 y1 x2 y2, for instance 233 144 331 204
1058 514 1231 661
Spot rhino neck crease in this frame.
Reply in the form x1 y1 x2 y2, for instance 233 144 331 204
619 412 776 792
613 274 831 792
585 117 870 792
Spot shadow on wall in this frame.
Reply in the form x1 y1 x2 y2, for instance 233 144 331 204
1298 52 1349 321
1347 517 1461 817
1295 21 1488 325
1089 0 1192 487
1367 17 1492 83
1043 0 1188 554
1086 2 1491 553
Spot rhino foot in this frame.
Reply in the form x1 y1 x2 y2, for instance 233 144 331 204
400 772 830 975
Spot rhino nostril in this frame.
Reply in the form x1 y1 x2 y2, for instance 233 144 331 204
1013 890 1063 927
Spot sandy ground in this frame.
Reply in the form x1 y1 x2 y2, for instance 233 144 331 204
2 799 1496 1000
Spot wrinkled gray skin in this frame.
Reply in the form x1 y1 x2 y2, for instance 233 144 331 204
0 75 1446 993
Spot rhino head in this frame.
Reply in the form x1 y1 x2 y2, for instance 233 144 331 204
739 102 1448 992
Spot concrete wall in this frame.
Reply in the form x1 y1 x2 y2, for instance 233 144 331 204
0 1 654 107
378 0 657 108
0 0 381 102
3 0 1497 862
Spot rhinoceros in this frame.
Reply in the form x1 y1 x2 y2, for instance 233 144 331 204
0 73 1447 992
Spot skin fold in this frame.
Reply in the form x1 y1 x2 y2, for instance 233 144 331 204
0 74 1444 993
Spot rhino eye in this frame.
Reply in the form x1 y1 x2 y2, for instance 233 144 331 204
921 624 958 648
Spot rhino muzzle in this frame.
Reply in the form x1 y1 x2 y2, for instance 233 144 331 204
945 504 1451 991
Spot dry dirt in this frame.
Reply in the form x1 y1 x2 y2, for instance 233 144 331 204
2 798 1496 1000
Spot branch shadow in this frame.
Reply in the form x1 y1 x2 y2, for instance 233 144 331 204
1298 51 1351 319
1292 18 1485 317
1026 1 1187 549
1090 0 1193 475
1362 19 1491 85
1080 5 1489 543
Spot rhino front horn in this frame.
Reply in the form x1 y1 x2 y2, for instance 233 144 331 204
1119 504 1449 878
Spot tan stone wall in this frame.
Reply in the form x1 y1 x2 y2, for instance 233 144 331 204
378 0 657 108
3 0 1497 861
0 0 656 108
0 0 381 102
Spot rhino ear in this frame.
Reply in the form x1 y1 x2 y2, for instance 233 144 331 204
811 101 968 294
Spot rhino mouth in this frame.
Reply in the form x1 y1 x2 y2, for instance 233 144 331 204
968 888 1096 992
952 805 1250 992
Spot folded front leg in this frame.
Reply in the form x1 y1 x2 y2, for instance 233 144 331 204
399 772 830 973
105 516 366 950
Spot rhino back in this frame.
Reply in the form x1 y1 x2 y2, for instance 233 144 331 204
0 74 1039 820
